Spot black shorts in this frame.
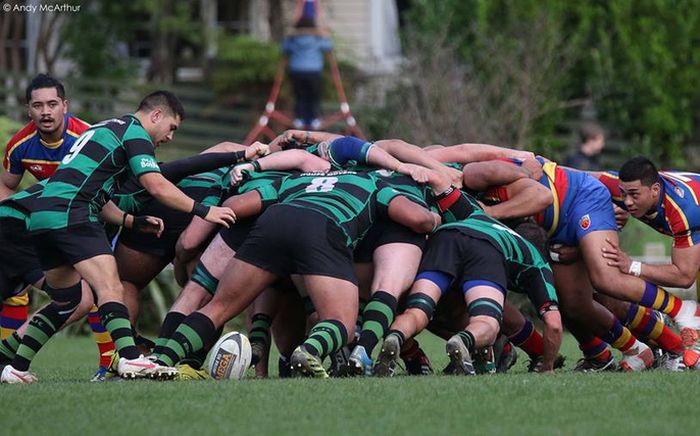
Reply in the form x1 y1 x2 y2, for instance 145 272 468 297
118 200 193 260
235 205 357 284
0 218 43 299
219 218 257 252
353 219 427 263
32 222 113 271
418 229 507 293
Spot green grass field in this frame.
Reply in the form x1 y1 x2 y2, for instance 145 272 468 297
2 332 699 436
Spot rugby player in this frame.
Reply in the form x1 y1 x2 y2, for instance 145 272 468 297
596 156 700 368
376 176 563 375
0 91 236 383
152 166 440 379
0 74 118 376
460 157 675 371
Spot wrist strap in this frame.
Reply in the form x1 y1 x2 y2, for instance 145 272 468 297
121 212 128 228
628 261 642 277
251 160 262 172
191 202 210 219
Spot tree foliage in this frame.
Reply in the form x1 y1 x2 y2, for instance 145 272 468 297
379 0 700 163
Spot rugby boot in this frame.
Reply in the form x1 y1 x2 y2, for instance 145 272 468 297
446 335 476 376
680 327 700 369
175 363 210 381
655 351 686 371
574 354 617 373
118 354 177 380
347 345 373 376
1 364 38 384
374 334 401 377
290 346 328 379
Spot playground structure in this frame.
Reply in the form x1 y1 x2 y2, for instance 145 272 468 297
243 0 365 145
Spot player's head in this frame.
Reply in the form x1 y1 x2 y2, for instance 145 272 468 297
25 73 68 137
136 90 185 146
618 156 661 217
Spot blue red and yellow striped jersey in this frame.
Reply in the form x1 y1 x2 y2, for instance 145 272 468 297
3 114 90 180
482 157 588 237
598 171 700 248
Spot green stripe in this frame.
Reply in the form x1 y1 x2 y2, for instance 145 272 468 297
362 320 385 340
365 301 395 323
469 300 503 313
105 317 131 332
114 337 135 351
169 339 187 360
317 321 343 344
304 338 323 356
179 324 204 352
314 330 336 352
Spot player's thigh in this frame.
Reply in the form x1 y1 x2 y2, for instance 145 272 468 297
199 258 277 326
303 274 359 331
115 243 170 289
371 242 423 295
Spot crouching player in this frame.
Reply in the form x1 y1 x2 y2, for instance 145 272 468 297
376 177 563 375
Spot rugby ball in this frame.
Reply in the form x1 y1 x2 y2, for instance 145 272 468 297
207 331 252 380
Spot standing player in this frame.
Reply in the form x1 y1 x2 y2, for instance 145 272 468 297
0 74 117 378
596 156 700 368
0 91 236 383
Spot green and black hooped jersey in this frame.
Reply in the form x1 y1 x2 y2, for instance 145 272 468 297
0 180 47 225
255 170 402 248
439 193 558 308
208 168 292 207
28 115 161 232
371 169 433 209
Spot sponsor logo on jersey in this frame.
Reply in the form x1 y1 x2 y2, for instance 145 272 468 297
674 186 685 198
579 214 591 230
30 164 43 173
140 158 158 169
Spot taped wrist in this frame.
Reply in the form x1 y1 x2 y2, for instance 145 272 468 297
191 202 210 219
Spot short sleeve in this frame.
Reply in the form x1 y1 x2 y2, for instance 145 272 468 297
375 179 402 217
3 145 24 175
255 178 282 211
124 137 161 178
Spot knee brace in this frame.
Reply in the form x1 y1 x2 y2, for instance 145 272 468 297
468 298 503 324
405 292 437 321
44 282 83 319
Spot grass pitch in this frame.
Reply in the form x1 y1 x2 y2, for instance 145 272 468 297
1 332 698 436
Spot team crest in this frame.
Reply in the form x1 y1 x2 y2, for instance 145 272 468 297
579 214 591 230
674 186 685 198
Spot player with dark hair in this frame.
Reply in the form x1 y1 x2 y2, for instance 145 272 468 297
0 91 237 383
0 73 120 377
595 156 700 368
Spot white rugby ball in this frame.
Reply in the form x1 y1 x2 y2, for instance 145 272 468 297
207 331 252 380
